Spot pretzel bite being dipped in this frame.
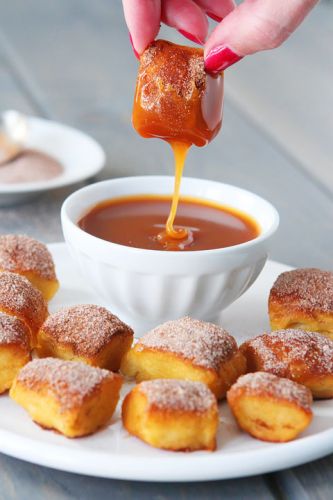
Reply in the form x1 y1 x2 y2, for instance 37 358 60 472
37 305 133 371
133 39 223 147
0 271 48 348
0 234 59 301
121 316 246 399
0 312 31 394
10 358 122 437
269 268 333 339
122 379 218 451
241 329 333 399
227 372 313 442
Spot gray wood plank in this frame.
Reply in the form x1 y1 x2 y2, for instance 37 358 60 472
0 454 276 500
0 1 332 498
225 0 333 193
281 454 333 500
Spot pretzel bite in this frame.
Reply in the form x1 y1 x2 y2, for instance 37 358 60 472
227 372 313 442
0 271 48 348
0 313 31 394
269 268 333 339
121 316 246 399
10 358 122 437
0 234 59 301
133 40 223 147
241 330 333 399
122 379 218 451
37 305 133 371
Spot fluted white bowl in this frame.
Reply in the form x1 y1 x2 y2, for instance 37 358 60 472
61 176 279 334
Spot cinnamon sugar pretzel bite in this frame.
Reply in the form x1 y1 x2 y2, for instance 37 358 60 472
227 372 313 442
133 39 223 147
10 358 122 437
241 329 333 399
0 312 31 394
121 316 246 399
122 379 218 451
0 271 48 348
37 305 133 371
0 234 59 301
269 268 333 339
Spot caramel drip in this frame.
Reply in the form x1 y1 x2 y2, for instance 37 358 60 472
165 141 189 239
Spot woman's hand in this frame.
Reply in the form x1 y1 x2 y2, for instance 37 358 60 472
122 0 318 72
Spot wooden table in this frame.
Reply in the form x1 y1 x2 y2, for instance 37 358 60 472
0 1 332 498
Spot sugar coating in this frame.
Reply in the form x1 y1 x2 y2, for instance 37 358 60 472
139 40 206 112
138 316 237 371
139 379 216 413
16 358 114 411
0 312 30 348
0 234 57 280
270 268 333 313
0 271 47 330
41 304 133 356
231 372 313 410
243 329 333 375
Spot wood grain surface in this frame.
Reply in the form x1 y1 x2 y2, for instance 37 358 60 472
0 1 332 498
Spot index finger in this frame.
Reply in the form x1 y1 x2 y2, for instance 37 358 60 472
122 0 161 55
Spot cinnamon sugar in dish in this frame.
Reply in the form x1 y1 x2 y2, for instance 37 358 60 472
0 149 63 184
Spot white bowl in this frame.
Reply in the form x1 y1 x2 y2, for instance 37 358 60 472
61 176 279 333
0 116 105 206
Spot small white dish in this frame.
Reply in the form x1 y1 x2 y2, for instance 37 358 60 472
0 116 105 206
0 243 332 482
61 176 279 333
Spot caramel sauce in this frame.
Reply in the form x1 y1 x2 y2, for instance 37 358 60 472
78 195 260 252
132 40 224 248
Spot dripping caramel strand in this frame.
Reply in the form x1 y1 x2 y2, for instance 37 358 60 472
165 142 190 239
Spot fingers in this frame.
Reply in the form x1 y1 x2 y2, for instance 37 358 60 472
122 0 161 55
204 0 319 73
195 0 235 23
161 0 209 44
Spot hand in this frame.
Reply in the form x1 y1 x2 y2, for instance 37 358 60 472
122 0 319 72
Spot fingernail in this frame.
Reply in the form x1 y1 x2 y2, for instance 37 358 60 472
129 33 140 59
178 29 204 45
205 46 242 73
207 12 223 23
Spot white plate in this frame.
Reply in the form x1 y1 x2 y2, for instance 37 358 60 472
0 117 105 206
0 242 332 482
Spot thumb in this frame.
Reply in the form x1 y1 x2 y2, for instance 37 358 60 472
204 0 319 73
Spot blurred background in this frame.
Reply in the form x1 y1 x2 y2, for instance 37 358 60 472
0 0 332 264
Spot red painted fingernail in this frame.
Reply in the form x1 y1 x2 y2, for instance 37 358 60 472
204 46 243 73
178 29 204 45
207 12 223 23
129 33 140 59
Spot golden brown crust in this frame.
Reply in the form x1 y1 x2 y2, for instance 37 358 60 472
0 271 48 345
133 40 223 147
228 372 313 411
270 269 333 314
10 358 122 437
121 317 246 399
269 269 333 336
12 358 118 411
0 313 31 394
39 305 133 358
0 234 57 281
227 372 313 442
0 312 31 349
122 379 218 451
241 330 333 376
37 305 133 371
136 316 238 371
241 330 333 398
